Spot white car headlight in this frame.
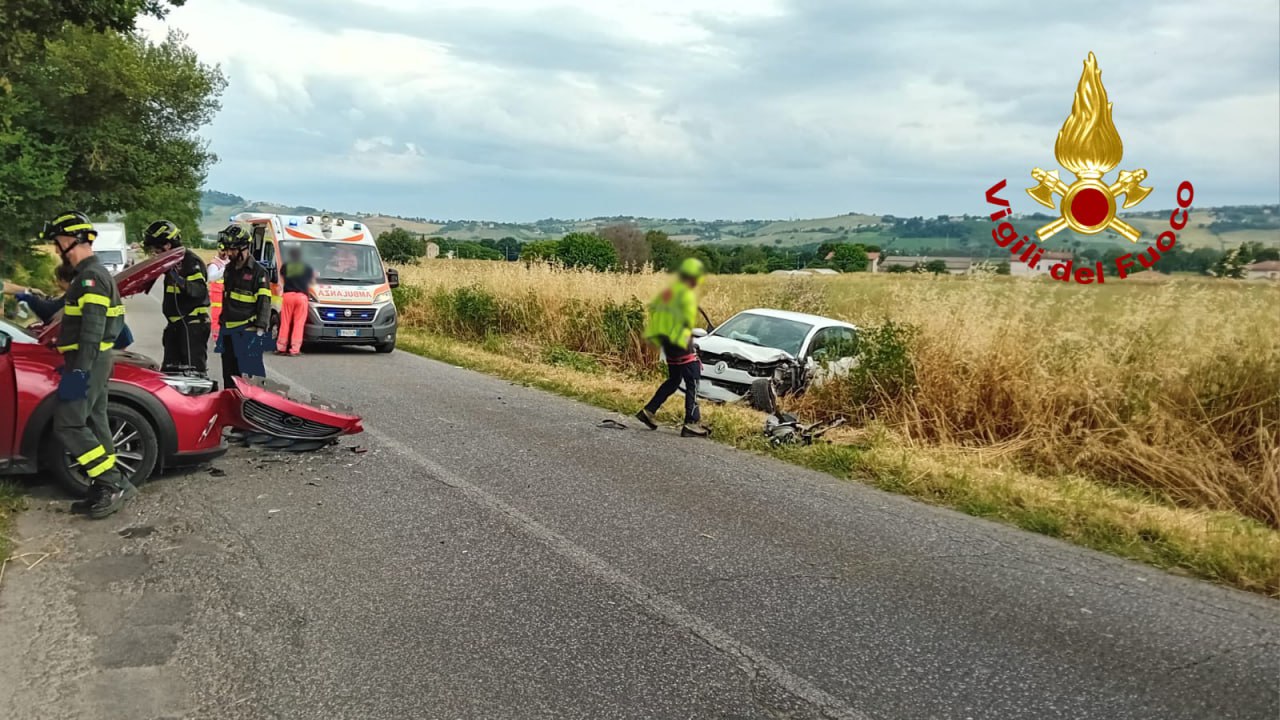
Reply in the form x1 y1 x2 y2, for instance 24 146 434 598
162 374 216 396
373 290 393 304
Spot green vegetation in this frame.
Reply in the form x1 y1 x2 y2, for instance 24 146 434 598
0 481 26 565
1 1 225 278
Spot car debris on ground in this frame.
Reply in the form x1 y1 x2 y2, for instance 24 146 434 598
763 411 845 447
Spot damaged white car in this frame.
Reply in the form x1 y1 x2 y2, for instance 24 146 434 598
692 308 858 412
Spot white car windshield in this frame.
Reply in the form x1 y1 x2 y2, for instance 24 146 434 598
712 313 813 357
97 250 124 265
283 241 386 285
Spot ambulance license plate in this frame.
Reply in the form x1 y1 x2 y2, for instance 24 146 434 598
339 329 361 338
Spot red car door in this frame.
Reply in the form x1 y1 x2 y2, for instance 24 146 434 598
0 333 15 460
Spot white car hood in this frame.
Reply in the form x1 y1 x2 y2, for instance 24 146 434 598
695 334 794 364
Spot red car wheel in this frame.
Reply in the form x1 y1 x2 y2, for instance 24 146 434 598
44 402 160 497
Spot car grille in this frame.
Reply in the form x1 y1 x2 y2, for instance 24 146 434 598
317 306 377 324
241 399 344 439
697 351 773 376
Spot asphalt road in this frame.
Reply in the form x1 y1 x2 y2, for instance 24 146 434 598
3 291 1278 720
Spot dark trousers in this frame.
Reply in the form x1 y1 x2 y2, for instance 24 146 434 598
219 326 266 392
52 353 124 491
645 361 701 424
162 320 210 374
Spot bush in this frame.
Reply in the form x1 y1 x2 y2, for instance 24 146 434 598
556 232 618 271
521 240 560 264
429 285 498 339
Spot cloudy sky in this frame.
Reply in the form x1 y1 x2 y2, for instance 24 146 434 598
141 0 1280 221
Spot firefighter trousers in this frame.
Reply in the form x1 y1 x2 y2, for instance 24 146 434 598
162 320 210 374
52 353 125 491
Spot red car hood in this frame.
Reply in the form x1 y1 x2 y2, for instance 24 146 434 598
37 248 185 345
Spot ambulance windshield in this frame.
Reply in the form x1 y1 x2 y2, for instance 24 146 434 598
287 242 385 285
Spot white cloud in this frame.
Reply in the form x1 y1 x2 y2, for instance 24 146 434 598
141 0 1280 219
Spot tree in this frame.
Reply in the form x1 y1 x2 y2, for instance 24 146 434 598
1 3 221 276
646 230 681 272
996 261 1011 275
600 224 650 271
494 236 521 261
830 244 869 272
556 233 618 271
521 240 559 263
454 242 502 260
376 228 424 264
924 259 949 275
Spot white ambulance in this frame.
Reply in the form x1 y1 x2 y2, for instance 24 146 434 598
232 213 401 353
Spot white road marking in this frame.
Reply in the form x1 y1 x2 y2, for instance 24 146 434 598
265 365 870 720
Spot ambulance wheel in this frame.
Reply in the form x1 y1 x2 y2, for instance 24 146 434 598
375 338 396 354
44 402 160 498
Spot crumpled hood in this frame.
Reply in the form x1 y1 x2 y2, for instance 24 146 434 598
695 334 794 364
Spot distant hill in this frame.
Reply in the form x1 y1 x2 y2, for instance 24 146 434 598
200 191 1279 253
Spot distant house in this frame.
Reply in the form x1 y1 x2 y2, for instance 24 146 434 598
1010 251 1073 276
1245 261 1280 280
866 251 880 273
880 255 973 275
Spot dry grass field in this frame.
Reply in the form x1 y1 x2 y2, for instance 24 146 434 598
390 261 1280 593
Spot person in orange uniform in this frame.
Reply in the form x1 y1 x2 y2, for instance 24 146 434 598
276 245 314 356
207 234 231 341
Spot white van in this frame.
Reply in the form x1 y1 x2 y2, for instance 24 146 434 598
94 223 130 274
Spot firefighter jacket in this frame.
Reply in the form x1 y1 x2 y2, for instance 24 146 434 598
644 280 698 351
220 259 272 332
55 255 124 373
162 249 211 324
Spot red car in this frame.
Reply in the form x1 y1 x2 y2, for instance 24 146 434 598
0 249 363 495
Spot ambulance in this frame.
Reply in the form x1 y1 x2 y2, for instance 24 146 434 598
232 213 401 353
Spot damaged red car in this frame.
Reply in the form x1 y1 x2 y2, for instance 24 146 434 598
0 248 363 495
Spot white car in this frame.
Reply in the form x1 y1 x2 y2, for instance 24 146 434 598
693 308 859 411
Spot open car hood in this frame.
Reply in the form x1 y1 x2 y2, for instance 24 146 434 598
695 334 794 364
37 248 185 345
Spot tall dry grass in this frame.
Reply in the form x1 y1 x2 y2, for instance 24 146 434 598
395 260 1280 526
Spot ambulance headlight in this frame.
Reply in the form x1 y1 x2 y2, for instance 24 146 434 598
373 290 392 304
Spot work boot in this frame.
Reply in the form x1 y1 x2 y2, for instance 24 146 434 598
87 480 137 520
681 424 710 438
634 409 658 430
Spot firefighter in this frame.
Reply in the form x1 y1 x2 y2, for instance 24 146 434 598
207 235 230 341
635 258 709 437
39 211 134 518
215 225 272 392
276 244 314 356
11 265 135 349
141 220 210 374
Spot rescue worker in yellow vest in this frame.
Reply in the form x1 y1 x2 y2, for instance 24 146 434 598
215 225 272 392
635 258 709 437
40 212 135 518
141 220 211 374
